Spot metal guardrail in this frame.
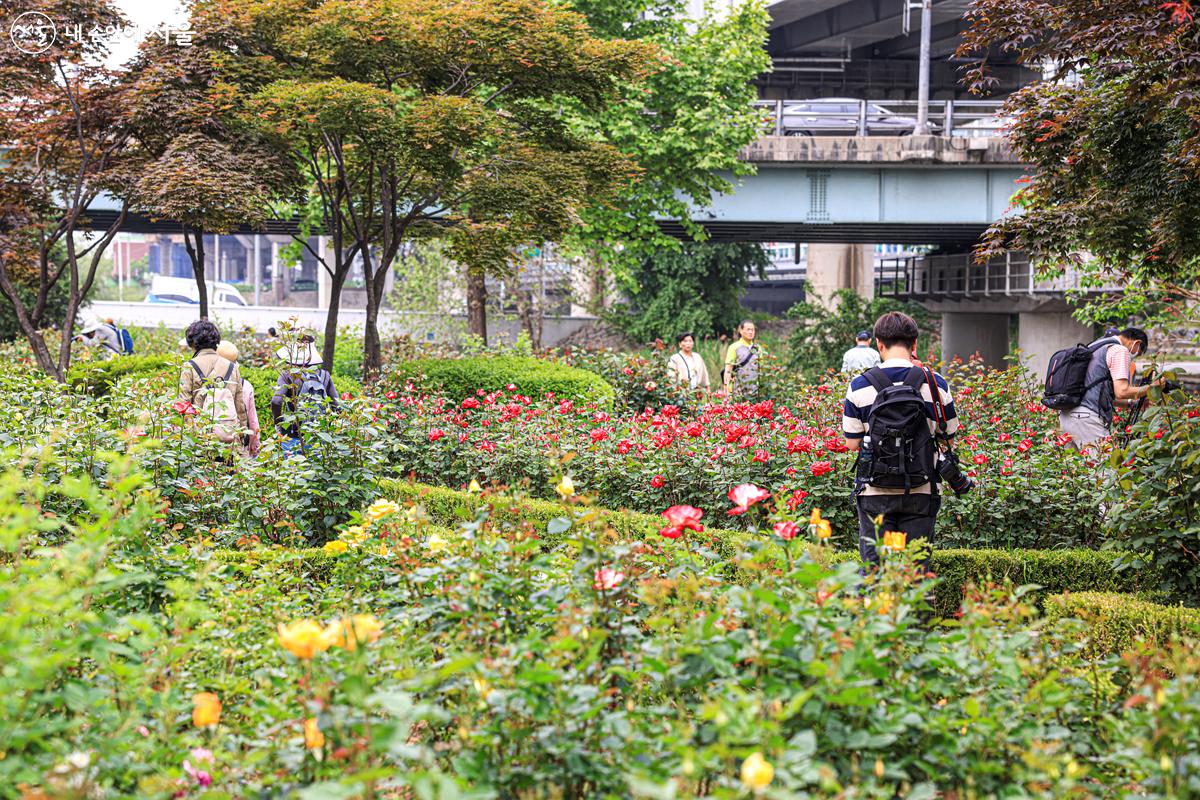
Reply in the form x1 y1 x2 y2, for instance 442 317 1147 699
754 98 1007 138
876 253 1123 299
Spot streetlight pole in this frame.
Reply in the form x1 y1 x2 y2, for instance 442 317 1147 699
914 0 932 135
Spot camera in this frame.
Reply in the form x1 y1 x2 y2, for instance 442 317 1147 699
936 449 974 495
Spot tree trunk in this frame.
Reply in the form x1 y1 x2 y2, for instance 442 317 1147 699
361 247 384 382
467 268 487 344
182 225 209 319
321 271 347 371
0 270 62 380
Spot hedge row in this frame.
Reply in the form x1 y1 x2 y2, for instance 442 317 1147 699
385 355 615 405
377 478 1156 617
1044 591 1200 655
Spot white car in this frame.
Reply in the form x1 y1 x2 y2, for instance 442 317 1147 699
145 276 248 307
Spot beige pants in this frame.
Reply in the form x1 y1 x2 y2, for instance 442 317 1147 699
1058 407 1109 450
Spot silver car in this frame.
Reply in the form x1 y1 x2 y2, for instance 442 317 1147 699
780 98 935 136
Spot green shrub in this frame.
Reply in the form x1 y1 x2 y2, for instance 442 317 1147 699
378 478 1152 617
67 354 177 396
385 355 614 405
1044 591 1200 655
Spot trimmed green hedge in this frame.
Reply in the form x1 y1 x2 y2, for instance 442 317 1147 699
377 478 1155 617
68 355 177 396
1044 591 1200 655
387 355 615 405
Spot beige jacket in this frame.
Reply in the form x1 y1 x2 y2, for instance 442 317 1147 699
668 351 710 391
178 349 249 428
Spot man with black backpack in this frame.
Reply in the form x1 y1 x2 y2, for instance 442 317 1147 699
842 312 962 568
1043 327 1159 450
270 334 340 457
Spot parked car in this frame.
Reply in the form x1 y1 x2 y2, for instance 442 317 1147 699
779 98 936 136
145 276 248 307
949 114 1013 137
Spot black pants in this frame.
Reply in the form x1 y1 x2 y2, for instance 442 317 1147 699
856 492 941 570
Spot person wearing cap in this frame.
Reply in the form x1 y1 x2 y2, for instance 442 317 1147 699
270 335 339 456
216 341 260 456
841 330 882 373
178 319 249 433
76 320 123 358
667 332 710 392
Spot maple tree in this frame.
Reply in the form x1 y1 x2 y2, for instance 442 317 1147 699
959 0 1200 324
205 0 655 375
0 0 133 380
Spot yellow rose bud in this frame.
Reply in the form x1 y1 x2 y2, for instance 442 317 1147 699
874 757 885 778
555 475 575 498
468 479 482 493
322 540 348 555
740 752 774 790
303 717 324 749
277 619 332 660
192 692 221 728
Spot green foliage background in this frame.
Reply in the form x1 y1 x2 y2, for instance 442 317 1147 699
609 242 769 342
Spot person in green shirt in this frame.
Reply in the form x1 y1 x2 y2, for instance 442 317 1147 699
723 320 766 398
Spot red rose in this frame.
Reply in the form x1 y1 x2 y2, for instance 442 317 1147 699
617 440 633 455
1017 438 1033 452
753 449 770 463
661 504 704 532
385 391 397 400
340 392 352 401
685 422 704 437
727 484 770 515
810 460 833 477
461 397 480 409
428 428 445 442
773 520 799 540
650 474 665 488
172 400 197 416
973 454 988 465
591 428 610 443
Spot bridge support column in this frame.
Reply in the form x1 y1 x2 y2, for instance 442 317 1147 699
1018 312 1093 380
941 312 1009 367
806 243 874 308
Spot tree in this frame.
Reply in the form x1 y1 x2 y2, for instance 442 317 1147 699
0 0 132 381
785 289 936 379
958 0 1200 326
610 242 768 342
214 0 655 376
567 0 770 276
121 36 295 320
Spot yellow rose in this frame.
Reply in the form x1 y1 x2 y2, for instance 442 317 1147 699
555 475 575 498
816 519 832 539
324 614 383 652
468 479 482 493
365 499 400 522
277 619 332 660
192 692 221 728
426 534 449 553
303 717 324 750
339 525 367 545
472 676 492 699
873 592 895 616
882 530 907 551
740 752 774 790
323 540 348 555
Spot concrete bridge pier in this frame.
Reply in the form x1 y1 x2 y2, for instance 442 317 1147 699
807 243 874 308
1017 311 1093 381
941 312 1010 368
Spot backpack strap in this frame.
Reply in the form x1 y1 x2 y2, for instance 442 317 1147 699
900 366 927 391
862 366 892 394
223 362 236 382
189 359 206 380
733 345 757 373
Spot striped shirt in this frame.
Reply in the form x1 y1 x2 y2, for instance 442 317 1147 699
843 359 959 495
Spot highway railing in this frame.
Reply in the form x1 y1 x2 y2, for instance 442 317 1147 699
754 98 1007 138
877 253 1122 299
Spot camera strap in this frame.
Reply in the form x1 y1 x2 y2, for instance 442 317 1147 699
922 368 950 442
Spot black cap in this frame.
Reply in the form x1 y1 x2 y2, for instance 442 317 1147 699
856 330 871 341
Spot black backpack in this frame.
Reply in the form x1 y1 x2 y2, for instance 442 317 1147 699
1042 340 1110 411
863 366 937 492
286 368 334 423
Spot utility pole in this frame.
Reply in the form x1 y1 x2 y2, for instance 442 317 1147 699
913 0 932 135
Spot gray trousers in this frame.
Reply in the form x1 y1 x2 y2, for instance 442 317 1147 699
1058 408 1109 450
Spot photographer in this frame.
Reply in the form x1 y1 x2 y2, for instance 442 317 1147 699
1056 327 1161 450
842 312 964 569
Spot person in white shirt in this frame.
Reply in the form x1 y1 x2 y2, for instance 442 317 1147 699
841 330 882 373
667 332 710 392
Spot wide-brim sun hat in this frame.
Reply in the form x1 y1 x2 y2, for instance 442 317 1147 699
275 342 321 367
